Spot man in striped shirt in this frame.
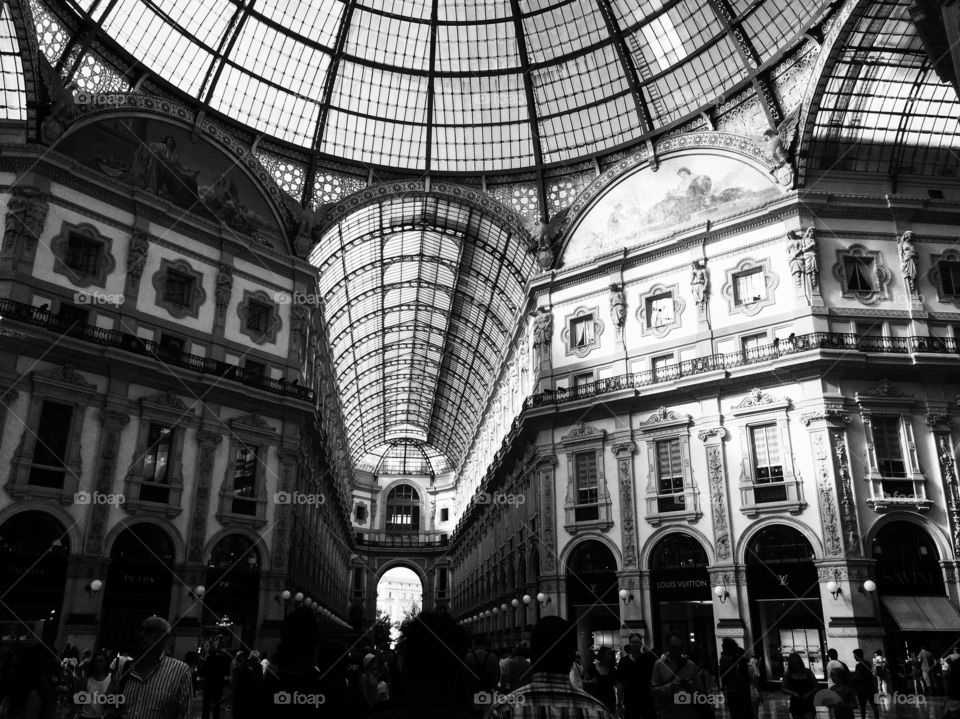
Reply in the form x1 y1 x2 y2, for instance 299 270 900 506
109 616 193 719
493 616 616 719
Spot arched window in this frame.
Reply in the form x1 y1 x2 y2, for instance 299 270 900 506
386 484 420 532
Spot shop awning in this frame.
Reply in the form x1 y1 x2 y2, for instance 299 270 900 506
881 596 960 631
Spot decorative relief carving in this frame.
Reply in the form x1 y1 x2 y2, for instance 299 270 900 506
215 264 233 320
800 410 851 426
84 408 131 554
231 413 275 432
540 465 556 573
188 429 223 563
898 231 919 295
735 388 775 409
936 433 960 556
609 283 626 330
832 244 892 305
691 259 709 316
927 414 956 427
143 390 188 410
1 186 48 260
38 364 95 389
857 379 912 399
640 407 682 425
697 426 728 442
617 451 638 568
814 433 843 557
126 231 149 280
561 423 605 442
706 444 732 561
831 429 862 556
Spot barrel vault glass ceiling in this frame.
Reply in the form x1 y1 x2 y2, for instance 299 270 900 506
310 195 534 470
59 0 829 174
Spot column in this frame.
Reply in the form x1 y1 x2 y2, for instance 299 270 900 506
83 408 131 556
186 429 223 564
0 385 19 440
930 416 960 603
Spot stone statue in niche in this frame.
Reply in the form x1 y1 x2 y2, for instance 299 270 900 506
609 284 626 329
215 264 232 318
126 232 149 280
528 207 570 270
38 56 77 145
898 230 919 293
800 227 819 288
1 187 48 259
532 308 553 348
691 259 708 311
787 231 804 288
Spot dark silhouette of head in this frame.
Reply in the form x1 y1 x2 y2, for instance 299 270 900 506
721 638 740 654
530 617 576 675
277 607 320 667
828 649 838 660
400 611 468 688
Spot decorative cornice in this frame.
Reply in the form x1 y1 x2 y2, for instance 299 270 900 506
801 410 851 427
611 441 637 456
98 408 130 428
697 426 728 442
142 390 188 411
196 429 223 447
560 422 606 443
856 379 913 400
35 364 96 390
735 388 774 408
927 413 956 428
639 406 685 426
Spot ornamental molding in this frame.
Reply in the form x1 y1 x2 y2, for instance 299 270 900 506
611 441 637 456
930 249 960 309
721 256 779 317
152 257 206 320
800 410 851 427
735 388 775 409
856 379 913 400
927 414 956 427
639 407 691 430
34 364 96 390
832 244 892 305
636 283 685 338
560 306 604 358
560 423 606 444
230 413 277 433
141 390 188 411
50 221 117 289
697 426 728 442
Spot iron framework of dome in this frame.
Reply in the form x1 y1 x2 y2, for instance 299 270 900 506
51 0 828 176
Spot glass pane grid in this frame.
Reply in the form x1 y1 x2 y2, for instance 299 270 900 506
0 3 25 120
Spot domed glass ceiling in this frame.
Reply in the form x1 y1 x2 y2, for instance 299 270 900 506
63 0 828 173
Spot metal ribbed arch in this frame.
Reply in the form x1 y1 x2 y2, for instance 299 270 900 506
310 194 534 466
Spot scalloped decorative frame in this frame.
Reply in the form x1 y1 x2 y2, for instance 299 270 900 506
560 306 605 358
637 283 686 338
722 257 779 317
929 249 960 309
832 244 891 305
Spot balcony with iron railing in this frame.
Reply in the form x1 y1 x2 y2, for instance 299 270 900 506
0 297 314 401
353 530 449 549
526 331 958 408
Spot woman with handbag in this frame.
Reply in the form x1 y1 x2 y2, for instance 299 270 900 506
781 652 817 719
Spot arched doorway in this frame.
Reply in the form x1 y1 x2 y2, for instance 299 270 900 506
872 521 960 663
376 566 422 649
385 484 420 533
0 511 70 647
649 533 715 670
745 525 823 681
203 534 262 650
101 523 175 651
566 540 620 660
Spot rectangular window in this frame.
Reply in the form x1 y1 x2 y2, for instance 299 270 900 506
29 401 73 488
873 417 906 478
574 451 599 521
244 360 266 381
734 269 766 305
231 444 258 515
164 270 194 308
751 424 787 503
246 301 271 334
656 439 685 513
741 333 767 355
845 257 875 292
646 294 674 328
573 372 593 389
64 234 100 275
158 333 185 359
57 303 89 337
570 315 595 348
940 260 960 296
440 507 449 522
353 567 364 596
652 354 673 382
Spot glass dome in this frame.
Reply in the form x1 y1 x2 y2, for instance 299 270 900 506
61 0 829 173
359 439 452 476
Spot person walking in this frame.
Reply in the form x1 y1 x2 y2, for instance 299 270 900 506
871 650 889 697
781 652 817 719
825 649 849 689
718 638 752 719
200 646 230 719
616 634 656 719
650 632 704 719
107 616 193 719
829 668 857 719
851 650 879 719
582 647 617 713
918 646 936 694
491 616 615 719
465 634 500 716
74 652 112 719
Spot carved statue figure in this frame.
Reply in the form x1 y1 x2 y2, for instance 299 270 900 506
1 187 48 259
126 232 149 279
527 207 570 270
129 136 200 206
291 301 311 339
800 227 819 287
691 259 708 309
215 264 232 316
609 284 626 328
898 230 919 292
38 56 77 145
532 308 553 348
787 230 804 288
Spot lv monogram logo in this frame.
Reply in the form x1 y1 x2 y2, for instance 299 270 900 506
777 574 790 587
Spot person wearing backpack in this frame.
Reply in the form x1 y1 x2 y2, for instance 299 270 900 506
719 638 752 719
465 634 501 716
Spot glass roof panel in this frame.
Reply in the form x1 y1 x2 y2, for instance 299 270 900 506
59 0 827 172
312 196 534 464
0 3 25 121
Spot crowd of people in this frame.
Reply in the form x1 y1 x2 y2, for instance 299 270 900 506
2 612 959 719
